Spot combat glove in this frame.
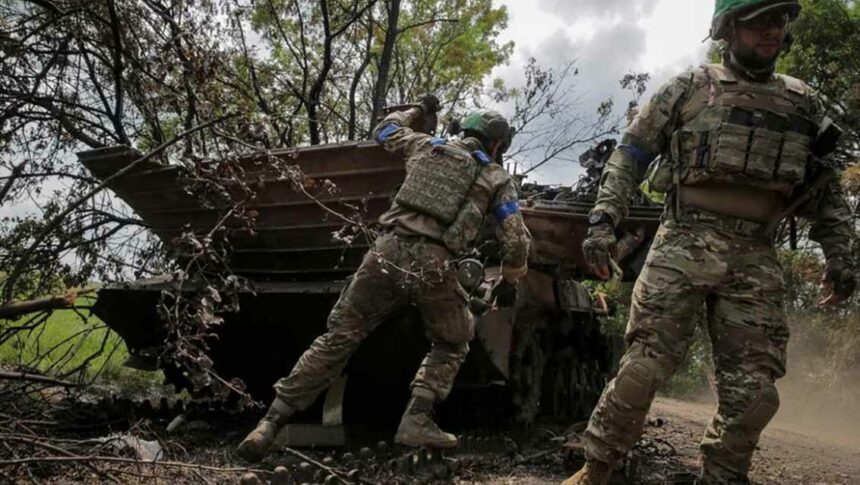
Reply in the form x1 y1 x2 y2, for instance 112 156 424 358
492 279 517 308
416 94 441 115
582 222 616 280
823 258 857 302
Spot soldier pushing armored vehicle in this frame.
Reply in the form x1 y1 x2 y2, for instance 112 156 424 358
567 1 857 484
237 96 531 462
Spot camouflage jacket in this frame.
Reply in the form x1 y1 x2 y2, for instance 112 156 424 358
372 109 531 276
592 62 854 263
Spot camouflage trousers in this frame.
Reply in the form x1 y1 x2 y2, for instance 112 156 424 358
584 215 789 484
273 232 474 411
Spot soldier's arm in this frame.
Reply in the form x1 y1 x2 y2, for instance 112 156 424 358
795 175 854 263
492 178 531 282
591 71 695 225
795 93 856 264
371 108 432 158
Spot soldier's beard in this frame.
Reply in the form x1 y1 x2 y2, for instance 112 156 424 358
726 45 779 80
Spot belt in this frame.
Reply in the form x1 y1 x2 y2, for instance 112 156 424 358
669 205 774 242
388 230 445 247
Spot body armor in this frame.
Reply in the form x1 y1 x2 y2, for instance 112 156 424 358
652 64 817 197
394 141 487 225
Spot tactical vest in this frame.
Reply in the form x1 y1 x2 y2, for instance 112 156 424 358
665 64 817 196
394 139 491 253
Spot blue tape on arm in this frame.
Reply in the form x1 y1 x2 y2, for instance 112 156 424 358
494 200 520 222
376 123 400 143
473 150 492 166
618 144 652 170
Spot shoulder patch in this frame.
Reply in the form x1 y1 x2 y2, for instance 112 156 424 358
494 200 520 222
376 123 400 143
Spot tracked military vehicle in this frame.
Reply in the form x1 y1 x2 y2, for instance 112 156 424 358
77 139 661 427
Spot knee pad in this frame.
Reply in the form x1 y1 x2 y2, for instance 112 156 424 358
434 342 469 362
614 358 660 409
740 383 780 434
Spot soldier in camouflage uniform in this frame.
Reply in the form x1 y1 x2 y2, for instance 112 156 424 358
238 96 531 462
566 1 857 484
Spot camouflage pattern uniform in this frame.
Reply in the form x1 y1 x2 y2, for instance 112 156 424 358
582 60 855 483
272 108 530 417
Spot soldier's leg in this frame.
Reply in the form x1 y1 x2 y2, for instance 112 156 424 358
700 244 788 484
396 241 473 447
583 222 726 466
273 233 407 411
238 234 407 461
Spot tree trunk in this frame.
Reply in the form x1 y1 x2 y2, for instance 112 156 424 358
368 0 401 135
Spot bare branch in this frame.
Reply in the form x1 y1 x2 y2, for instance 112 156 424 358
0 161 28 206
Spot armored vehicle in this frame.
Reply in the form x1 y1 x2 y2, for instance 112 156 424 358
78 140 661 426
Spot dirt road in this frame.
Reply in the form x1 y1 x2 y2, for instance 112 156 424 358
465 396 860 485
5 390 859 484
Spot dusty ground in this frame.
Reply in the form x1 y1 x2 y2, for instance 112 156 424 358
3 391 859 484
468 395 860 485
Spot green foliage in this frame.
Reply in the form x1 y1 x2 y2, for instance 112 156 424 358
780 0 860 164
246 0 512 143
392 0 512 99
0 306 158 385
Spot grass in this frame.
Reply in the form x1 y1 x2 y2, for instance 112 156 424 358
0 300 162 386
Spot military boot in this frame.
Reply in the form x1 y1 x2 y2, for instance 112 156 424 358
561 459 612 485
394 387 458 448
237 399 294 462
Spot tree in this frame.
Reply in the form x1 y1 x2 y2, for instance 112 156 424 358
779 0 860 165
0 0 515 392
246 0 512 144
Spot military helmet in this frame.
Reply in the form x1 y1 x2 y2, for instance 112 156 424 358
460 110 512 141
711 0 801 40
456 109 515 157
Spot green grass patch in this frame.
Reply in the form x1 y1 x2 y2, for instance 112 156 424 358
0 302 161 386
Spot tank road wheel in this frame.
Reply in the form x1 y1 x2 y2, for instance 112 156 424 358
545 362 570 419
574 364 591 419
539 347 610 421
507 324 545 424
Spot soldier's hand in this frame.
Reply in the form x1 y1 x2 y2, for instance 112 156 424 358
819 258 856 306
582 222 617 281
416 94 441 115
492 279 517 308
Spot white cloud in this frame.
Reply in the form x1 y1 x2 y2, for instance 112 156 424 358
537 0 660 21
493 0 714 183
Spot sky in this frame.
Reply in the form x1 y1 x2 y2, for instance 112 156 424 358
493 0 714 184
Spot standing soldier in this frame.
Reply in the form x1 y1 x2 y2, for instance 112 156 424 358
568 1 856 484
237 96 531 462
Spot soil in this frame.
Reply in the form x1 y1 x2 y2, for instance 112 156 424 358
3 393 859 484
469 396 860 485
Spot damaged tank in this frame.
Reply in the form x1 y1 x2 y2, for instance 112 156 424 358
77 139 662 427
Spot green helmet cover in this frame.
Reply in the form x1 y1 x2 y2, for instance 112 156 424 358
461 110 512 142
711 0 801 40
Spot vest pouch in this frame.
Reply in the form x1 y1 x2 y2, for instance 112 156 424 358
644 155 674 194
745 128 782 180
777 131 810 183
441 200 484 254
713 123 752 174
394 148 477 224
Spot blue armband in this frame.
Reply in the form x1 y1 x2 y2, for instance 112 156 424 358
473 150 492 166
618 144 652 170
494 200 520 222
376 123 400 144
